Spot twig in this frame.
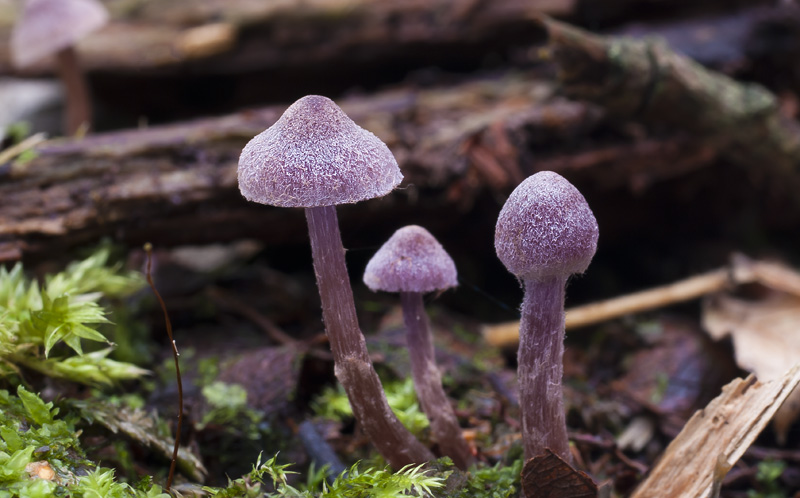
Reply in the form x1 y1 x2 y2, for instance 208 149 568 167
297 420 347 483
206 286 297 346
145 243 183 492
0 133 47 166
207 286 336 361
483 269 735 347
565 269 733 330
483 254 800 347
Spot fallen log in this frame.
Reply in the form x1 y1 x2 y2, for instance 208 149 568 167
540 15 800 174
0 0 574 75
0 71 715 261
0 0 778 77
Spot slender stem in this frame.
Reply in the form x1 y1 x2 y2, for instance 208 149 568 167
518 276 570 461
56 47 91 136
305 205 434 468
401 291 474 469
144 243 182 491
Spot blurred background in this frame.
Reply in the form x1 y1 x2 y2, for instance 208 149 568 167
2 0 800 495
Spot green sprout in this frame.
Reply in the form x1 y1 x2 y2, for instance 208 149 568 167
312 377 430 438
0 248 146 385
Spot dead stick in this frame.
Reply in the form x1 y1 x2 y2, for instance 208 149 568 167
206 286 297 346
484 255 800 347
145 243 183 491
483 268 738 348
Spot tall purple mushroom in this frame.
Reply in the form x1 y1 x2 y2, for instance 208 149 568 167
363 225 474 469
494 171 598 462
11 0 109 135
238 95 433 468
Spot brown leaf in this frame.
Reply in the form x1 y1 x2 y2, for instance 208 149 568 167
703 292 800 443
218 346 300 415
612 318 735 434
521 449 598 498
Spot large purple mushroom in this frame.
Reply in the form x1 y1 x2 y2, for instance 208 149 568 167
238 95 433 468
363 225 474 469
494 171 598 462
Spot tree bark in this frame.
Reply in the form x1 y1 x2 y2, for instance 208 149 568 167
0 70 716 261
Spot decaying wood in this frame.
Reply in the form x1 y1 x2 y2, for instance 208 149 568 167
0 0 574 74
703 258 800 445
631 366 800 498
540 16 800 174
0 72 718 262
0 0 781 77
482 256 800 348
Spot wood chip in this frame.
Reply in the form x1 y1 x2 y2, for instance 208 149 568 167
704 293 800 443
631 366 800 497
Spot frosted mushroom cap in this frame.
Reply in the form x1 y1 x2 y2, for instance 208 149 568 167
364 225 458 294
11 0 109 68
495 171 598 281
238 95 403 208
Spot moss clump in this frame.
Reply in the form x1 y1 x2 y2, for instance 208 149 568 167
0 248 147 385
204 453 445 497
312 377 430 439
0 387 169 498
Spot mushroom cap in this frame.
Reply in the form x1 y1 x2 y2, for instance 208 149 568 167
364 225 458 294
495 171 598 281
238 95 403 208
11 0 109 68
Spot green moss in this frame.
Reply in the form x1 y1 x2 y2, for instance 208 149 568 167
0 248 147 386
0 387 170 498
312 377 430 438
204 453 445 497
748 460 788 498
449 459 523 498
198 381 262 440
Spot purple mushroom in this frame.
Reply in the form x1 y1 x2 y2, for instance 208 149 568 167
11 0 109 135
238 95 433 468
363 225 474 469
494 171 598 462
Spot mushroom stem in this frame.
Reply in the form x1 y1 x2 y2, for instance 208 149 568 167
305 205 434 468
400 291 474 469
56 46 91 136
518 275 570 461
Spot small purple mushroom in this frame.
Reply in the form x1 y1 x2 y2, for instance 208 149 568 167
494 171 598 462
11 0 109 135
363 225 474 469
238 95 433 468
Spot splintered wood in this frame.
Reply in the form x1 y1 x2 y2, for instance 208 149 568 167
631 366 800 498
704 294 800 443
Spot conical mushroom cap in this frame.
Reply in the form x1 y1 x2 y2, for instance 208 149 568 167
238 95 403 208
495 171 598 281
11 0 109 68
364 225 457 294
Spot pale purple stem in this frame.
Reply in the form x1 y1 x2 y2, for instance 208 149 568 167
400 291 474 469
305 205 434 468
518 275 570 461
56 47 91 136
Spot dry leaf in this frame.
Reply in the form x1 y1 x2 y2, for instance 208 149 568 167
521 449 598 498
631 366 800 498
703 293 800 443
